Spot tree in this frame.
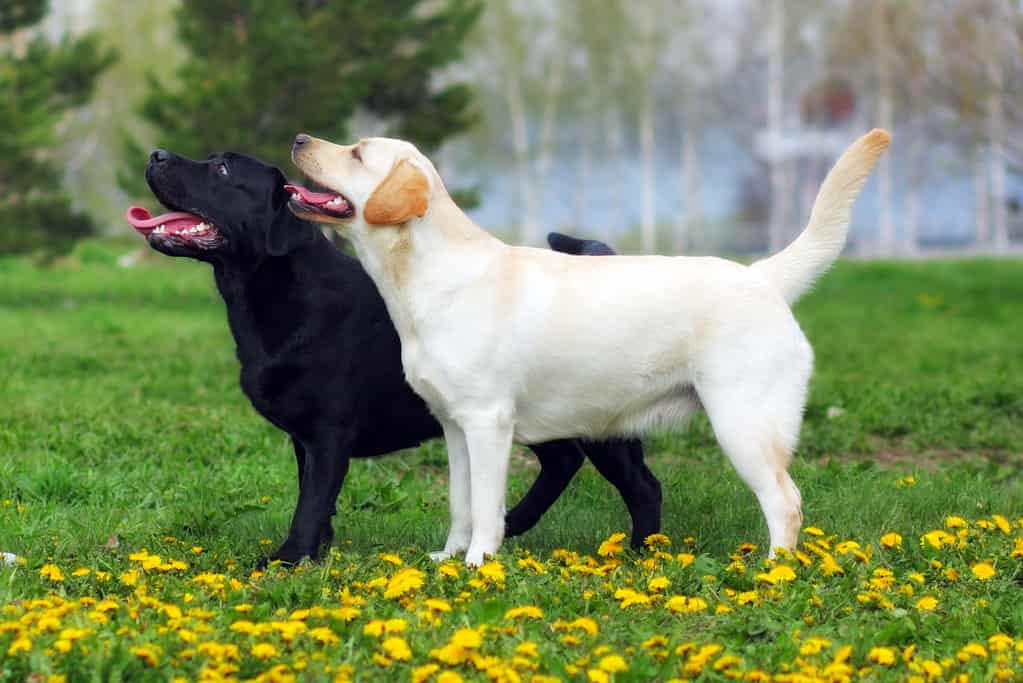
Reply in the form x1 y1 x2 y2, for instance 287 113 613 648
0 0 114 257
122 0 482 200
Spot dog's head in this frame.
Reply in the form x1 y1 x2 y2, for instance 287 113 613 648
126 150 321 262
286 135 439 240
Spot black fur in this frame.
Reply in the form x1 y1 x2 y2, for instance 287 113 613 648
140 150 662 564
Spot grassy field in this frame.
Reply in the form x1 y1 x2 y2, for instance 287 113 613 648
1 243 1022 682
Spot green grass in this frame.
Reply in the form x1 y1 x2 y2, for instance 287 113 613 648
1 244 1022 681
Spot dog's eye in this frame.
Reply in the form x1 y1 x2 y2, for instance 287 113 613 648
352 147 362 162
216 163 229 177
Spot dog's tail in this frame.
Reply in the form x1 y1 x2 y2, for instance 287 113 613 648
751 129 891 305
547 232 617 256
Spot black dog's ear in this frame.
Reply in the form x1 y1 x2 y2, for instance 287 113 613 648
266 206 319 256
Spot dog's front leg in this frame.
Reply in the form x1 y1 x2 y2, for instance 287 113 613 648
430 421 472 561
265 430 351 566
463 413 514 567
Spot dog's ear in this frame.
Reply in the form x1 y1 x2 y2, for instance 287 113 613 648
266 203 319 256
364 159 430 225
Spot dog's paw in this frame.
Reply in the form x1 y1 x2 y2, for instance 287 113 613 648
429 550 453 562
464 548 489 568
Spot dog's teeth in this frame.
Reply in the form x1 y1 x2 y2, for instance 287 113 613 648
292 193 302 201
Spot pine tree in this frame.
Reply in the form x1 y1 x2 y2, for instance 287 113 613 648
0 0 115 257
122 0 482 198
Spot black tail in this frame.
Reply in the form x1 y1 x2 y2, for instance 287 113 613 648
547 232 617 256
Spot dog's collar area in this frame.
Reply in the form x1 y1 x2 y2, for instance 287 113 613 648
284 184 354 219
125 206 226 250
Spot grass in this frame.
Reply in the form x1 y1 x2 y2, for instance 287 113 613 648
1 242 1022 681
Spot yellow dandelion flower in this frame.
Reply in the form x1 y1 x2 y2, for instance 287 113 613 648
799 637 832 656
713 654 742 671
39 564 64 582
438 563 460 578
921 530 955 549
516 641 539 658
330 607 361 622
119 569 139 586
880 532 902 548
517 557 546 574
916 596 939 611
988 634 1014 651
896 475 916 487
505 605 544 620
7 636 31 656
803 526 825 536
644 533 671 548
477 561 506 583
676 552 695 568
756 564 796 584
412 663 440 683
569 617 599 635
71 567 90 577
869 647 896 666
586 670 609 683
384 567 425 599
130 644 161 667
251 643 278 660
945 516 968 529
372 652 392 668
957 642 988 661
436 672 463 683
613 588 651 608
598 654 627 673
309 627 339 645
424 598 452 613
382 636 412 661
819 553 844 577
451 628 482 649
971 562 996 580
378 553 403 566
597 532 627 557
665 595 708 613
992 514 1011 534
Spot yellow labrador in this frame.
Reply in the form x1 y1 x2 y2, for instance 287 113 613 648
288 129 890 566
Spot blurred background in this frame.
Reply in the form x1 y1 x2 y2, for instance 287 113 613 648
4 0 1023 259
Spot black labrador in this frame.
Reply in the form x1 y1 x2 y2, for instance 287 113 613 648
127 150 661 564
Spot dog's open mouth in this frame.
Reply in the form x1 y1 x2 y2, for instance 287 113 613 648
125 207 226 250
285 184 354 220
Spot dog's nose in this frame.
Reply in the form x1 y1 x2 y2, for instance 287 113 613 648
293 134 311 151
150 149 170 165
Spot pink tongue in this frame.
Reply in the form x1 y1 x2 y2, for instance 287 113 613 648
284 184 340 206
125 206 201 236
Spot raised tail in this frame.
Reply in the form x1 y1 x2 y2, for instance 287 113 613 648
751 129 891 305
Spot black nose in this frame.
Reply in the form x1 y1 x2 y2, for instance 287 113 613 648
150 149 170 165
293 134 311 151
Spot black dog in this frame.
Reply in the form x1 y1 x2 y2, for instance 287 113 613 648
127 150 661 564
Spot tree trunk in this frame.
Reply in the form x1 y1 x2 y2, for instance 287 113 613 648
873 0 895 256
535 51 564 182
639 86 657 252
974 148 990 247
987 63 1008 250
678 114 700 253
504 71 539 244
767 0 786 253
603 107 625 245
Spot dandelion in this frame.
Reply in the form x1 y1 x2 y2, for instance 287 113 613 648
957 642 988 661
644 533 671 549
803 526 825 536
613 588 651 608
665 595 708 613
412 664 440 683
7 636 31 656
517 557 546 574
921 530 956 549
880 532 902 548
384 568 425 599
451 628 482 650
505 605 543 620
378 553 403 566
423 598 452 613
435 672 463 683
477 561 505 584
382 636 412 661
896 475 916 487
39 564 64 582
251 643 279 660
598 532 627 557
869 647 897 666
676 553 695 567
971 562 996 580
799 637 832 656
756 565 796 584
647 576 670 592
598 654 628 673
916 596 939 611
130 644 162 667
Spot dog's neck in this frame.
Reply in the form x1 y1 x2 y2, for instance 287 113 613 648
351 193 501 344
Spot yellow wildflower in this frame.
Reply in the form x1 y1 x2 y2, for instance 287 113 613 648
516 641 539 658
505 605 544 620
587 670 609 683
676 553 695 567
436 672 463 683
424 598 452 613
756 564 796 584
477 561 506 584
378 553 403 566
921 530 955 549
880 532 903 548
665 595 708 613
39 564 64 582
412 663 440 683
869 647 897 666
598 655 627 673
451 628 482 649
130 644 161 667
251 643 279 660
382 636 412 661
971 562 996 580
597 532 627 557
384 567 425 599
647 576 670 592
644 533 671 548
916 596 939 611
945 516 968 529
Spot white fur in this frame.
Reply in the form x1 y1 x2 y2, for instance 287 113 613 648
292 130 890 565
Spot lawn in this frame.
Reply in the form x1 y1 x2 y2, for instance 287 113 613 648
1 244 1022 682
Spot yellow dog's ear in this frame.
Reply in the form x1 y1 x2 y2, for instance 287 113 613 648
364 159 430 225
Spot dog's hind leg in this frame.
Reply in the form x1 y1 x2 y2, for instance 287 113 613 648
462 409 515 567
506 440 585 538
697 377 806 556
431 422 473 561
586 439 662 549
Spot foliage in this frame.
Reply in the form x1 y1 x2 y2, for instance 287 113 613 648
121 0 482 199
0 0 115 258
1 255 1022 679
